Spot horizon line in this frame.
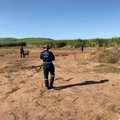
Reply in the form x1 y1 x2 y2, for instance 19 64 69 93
0 36 120 40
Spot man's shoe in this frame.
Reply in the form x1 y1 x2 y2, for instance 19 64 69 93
46 86 51 90
50 84 54 89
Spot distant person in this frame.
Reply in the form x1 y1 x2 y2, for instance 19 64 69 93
81 43 84 52
20 46 25 58
40 44 55 90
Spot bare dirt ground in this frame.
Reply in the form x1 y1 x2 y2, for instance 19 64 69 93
0 47 120 120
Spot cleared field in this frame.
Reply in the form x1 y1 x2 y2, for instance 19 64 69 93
0 47 120 120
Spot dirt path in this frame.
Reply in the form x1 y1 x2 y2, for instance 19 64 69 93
0 47 120 120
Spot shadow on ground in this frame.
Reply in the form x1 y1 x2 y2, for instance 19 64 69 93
54 79 109 90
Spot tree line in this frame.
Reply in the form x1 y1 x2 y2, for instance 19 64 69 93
0 37 120 48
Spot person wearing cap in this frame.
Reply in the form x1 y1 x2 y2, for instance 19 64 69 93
40 44 55 90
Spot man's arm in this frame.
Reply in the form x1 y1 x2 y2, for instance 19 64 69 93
40 52 43 59
51 52 55 61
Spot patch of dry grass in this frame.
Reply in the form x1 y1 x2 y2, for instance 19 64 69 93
90 49 120 63
93 64 120 73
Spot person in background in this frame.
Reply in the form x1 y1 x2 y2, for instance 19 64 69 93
81 43 84 53
20 46 25 58
40 44 55 90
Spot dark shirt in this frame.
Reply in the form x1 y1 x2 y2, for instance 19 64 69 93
40 50 55 62
20 47 24 53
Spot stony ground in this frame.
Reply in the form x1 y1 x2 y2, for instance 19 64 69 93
0 47 120 120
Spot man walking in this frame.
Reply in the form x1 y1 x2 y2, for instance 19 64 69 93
40 44 55 90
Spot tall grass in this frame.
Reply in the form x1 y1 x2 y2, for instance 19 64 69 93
0 37 120 48
0 42 26 47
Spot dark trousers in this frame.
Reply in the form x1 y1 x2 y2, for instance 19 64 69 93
43 63 55 87
81 46 84 52
20 52 25 58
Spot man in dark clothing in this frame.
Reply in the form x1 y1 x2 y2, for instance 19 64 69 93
81 43 84 53
20 46 25 58
40 44 55 90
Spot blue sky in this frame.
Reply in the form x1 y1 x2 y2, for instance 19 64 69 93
0 0 120 39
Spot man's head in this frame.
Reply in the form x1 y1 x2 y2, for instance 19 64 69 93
43 44 50 50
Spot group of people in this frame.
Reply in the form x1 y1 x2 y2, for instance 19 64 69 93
20 45 55 90
20 43 84 90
